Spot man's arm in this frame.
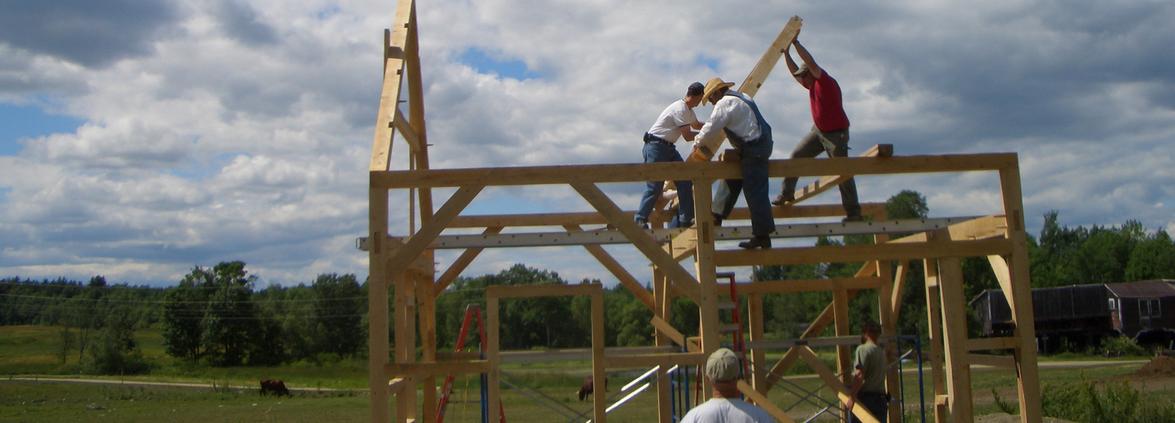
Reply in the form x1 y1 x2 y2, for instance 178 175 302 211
784 44 803 86
680 125 697 141
793 39 823 79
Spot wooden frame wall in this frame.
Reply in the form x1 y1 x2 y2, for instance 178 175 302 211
366 2 1041 422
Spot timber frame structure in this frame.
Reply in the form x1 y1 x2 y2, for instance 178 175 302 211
364 2 1042 422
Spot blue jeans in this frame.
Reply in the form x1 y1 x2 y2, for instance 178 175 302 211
712 138 775 237
636 141 694 227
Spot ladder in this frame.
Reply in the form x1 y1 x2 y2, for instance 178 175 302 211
716 272 752 381
436 304 506 423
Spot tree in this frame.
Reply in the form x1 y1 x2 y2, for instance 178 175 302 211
201 261 260 366
311 273 365 357
162 270 210 362
1126 230 1175 280
86 306 149 374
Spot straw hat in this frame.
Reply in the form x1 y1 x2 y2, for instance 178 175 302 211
702 77 735 105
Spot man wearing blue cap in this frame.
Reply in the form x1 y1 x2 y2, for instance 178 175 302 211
634 82 706 229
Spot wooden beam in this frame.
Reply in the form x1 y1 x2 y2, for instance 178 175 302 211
368 0 414 172
650 316 686 347
998 164 1043 423
785 144 895 207
969 354 1016 369
368 188 391 423
967 337 1018 351
568 225 656 311
732 277 882 295
386 185 483 273
737 380 797 423
434 226 502 294
372 153 1019 189
889 261 909 321
795 346 882 423
938 257 974 421
715 238 1012 267
572 182 701 303
889 215 1008 244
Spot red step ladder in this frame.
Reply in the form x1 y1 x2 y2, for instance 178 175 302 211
436 304 506 423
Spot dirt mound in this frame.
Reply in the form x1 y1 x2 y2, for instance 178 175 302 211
1133 355 1175 378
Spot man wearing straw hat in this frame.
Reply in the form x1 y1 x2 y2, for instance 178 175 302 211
634 82 706 229
694 77 776 249
680 348 774 422
772 28 863 222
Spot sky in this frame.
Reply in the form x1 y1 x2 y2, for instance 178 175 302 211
1 0 1173 288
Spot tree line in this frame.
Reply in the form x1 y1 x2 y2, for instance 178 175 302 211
3 190 1173 374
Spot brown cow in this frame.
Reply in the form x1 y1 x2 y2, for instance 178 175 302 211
576 376 606 401
260 379 291 396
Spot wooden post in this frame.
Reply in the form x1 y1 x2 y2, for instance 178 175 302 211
998 165 1043 423
369 188 390 423
591 285 607 423
653 268 673 423
833 287 852 422
692 178 719 399
938 256 973 421
874 227 902 423
393 270 416 422
924 259 946 423
747 293 767 396
486 294 501 422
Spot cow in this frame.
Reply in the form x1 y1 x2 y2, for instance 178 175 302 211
576 376 606 401
260 379 291 396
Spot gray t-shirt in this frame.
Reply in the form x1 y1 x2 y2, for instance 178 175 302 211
680 398 775 423
853 340 887 394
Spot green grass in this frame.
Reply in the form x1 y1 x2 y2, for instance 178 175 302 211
3 325 1171 422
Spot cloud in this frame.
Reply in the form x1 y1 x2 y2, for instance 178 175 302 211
1 0 1173 287
0 1 180 68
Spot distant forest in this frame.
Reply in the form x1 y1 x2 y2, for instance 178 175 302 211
3 190 1173 374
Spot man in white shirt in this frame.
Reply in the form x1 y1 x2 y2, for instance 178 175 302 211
680 348 775 423
635 82 706 228
694 77 776 249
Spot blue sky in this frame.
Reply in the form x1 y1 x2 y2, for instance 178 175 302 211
0 103 83 155
1 0 1173 287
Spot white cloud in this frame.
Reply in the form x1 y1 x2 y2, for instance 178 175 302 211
2 0 1174 286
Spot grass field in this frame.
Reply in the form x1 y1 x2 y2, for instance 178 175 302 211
2 325 1171 422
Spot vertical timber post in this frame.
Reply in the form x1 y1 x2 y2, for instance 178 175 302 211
692 179 719 398
369 188 390 423
999 164 1043 423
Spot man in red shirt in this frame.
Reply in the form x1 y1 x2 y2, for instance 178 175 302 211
773 32 862 222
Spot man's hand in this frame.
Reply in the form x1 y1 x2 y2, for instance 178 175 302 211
846 397 857 414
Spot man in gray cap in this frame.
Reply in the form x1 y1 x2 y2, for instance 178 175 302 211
680 348 774 422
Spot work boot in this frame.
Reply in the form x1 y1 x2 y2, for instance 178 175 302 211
634 218 650 229
842 214 864 223
771 193 795 207
738 236 771 250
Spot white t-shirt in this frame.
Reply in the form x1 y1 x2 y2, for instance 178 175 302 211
679 398 775 423
695 91 762 146
647 99 699 143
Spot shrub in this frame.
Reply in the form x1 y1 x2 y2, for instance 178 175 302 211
1041 379 1174 423
1101 336 1147 357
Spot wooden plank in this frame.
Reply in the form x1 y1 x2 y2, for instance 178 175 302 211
784 144 895 207
372 153 1019 189
890 262 909 320
690 16 803 161
650 316 686 347
445 203 884 229
368 0 414 172
737 380 797 423
572 226 656 310
967 337 1018 351
715 238 1012 266
653 268 672 423
987 254 1018 323
393 112 421 152
889 215 1008 244
434 227 502 293
386 185 483 273
572 182 701 303
833 288 852 391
